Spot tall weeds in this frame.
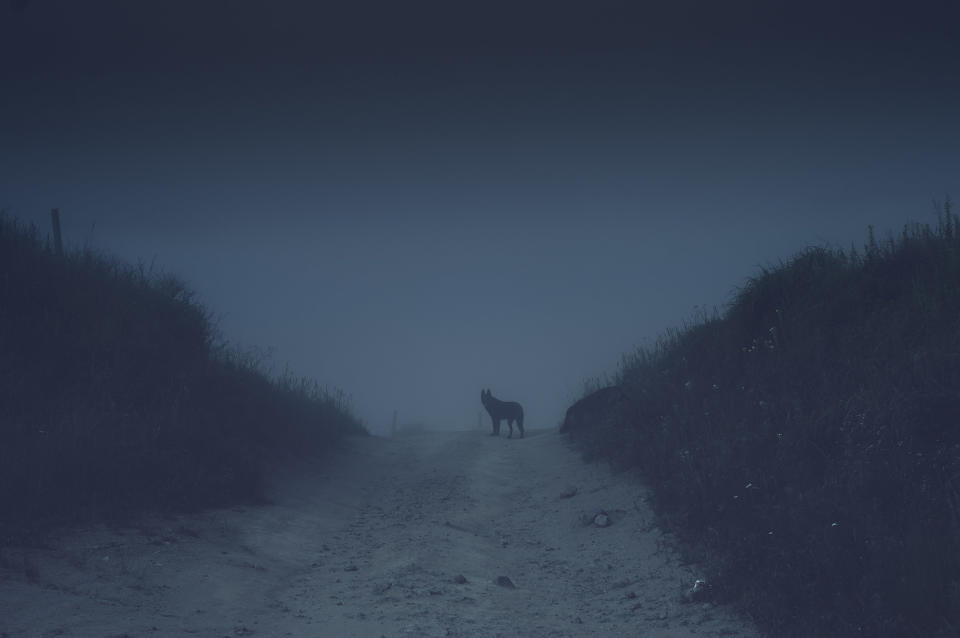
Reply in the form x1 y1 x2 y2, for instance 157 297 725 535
563 201 960 637
0 212 364 543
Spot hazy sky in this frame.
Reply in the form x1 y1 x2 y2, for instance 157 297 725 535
2 1 959 433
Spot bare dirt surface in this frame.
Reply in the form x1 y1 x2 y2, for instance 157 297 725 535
0 429 761 637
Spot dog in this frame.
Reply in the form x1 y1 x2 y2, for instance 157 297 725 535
480 389 524 438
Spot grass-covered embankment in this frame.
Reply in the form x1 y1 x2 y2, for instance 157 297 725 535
563 204 960 637
0 212 364 543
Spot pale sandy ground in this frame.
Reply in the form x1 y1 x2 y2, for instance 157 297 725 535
0 428 761 637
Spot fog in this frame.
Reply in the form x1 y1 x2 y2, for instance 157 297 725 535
2 1 958 433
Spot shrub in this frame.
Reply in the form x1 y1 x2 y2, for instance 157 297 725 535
0 212 364 543
563 201 960 637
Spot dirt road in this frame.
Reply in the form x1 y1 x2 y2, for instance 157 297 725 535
0 429 760 637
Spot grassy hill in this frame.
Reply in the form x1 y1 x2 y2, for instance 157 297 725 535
562 202 960 638
0 212 365 543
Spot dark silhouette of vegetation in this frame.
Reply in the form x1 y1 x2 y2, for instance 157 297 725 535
0 212 364 544
563 201 960 638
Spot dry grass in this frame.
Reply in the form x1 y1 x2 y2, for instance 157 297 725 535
563 200 960 637
0 212 365 544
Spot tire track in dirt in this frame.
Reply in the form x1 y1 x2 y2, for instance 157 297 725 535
273 429 760 637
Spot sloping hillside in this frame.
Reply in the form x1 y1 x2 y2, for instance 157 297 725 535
0 213 364 543
563 204 960 637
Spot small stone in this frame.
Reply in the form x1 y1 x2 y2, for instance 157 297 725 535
495 575 516 589
682 578 711 603
559 485 578 499
453 574 468 584
593 512 611 527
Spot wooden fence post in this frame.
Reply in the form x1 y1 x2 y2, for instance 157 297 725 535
50 208 63 256
391 410 397 436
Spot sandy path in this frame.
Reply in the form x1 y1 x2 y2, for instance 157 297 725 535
0 429 760 637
